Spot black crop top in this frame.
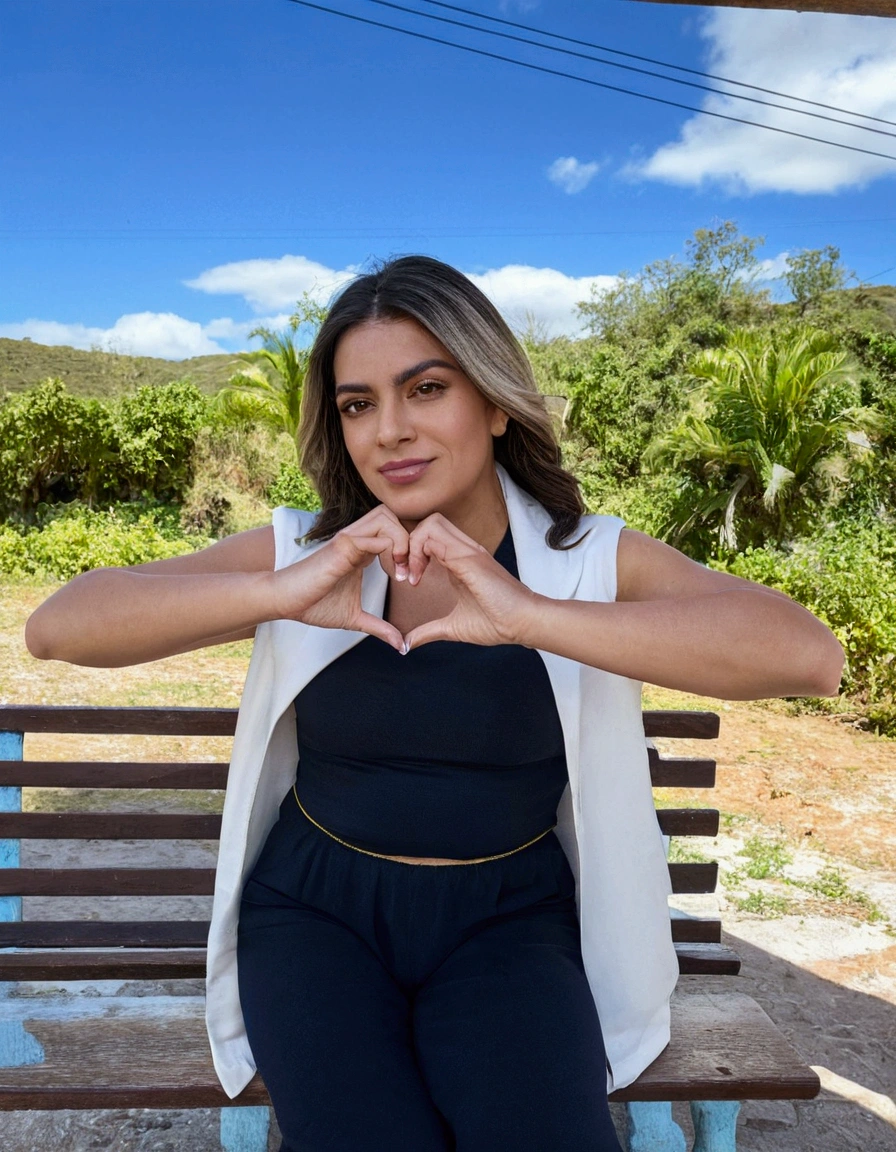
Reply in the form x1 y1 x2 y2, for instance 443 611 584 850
293 528 568 858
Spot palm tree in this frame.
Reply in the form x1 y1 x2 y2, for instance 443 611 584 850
648 327 879 553
217 328 308 453
216 297 329 458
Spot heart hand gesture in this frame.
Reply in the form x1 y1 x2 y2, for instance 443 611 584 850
272 506 540 654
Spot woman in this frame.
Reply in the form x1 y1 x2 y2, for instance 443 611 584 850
26 256 844 1152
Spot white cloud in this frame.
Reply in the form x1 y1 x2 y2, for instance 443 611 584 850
202 314 293 341
0 313 225 359
547 156 600 194
185 254 359 312
752 251 790 281
467 264 616 337
0 259 614 360
186 254 614 339
630 10 896 195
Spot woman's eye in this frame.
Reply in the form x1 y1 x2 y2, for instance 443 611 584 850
414 379 446 396
341 399 370 415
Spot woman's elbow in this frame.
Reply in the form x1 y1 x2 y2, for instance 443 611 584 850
803 630 845 698
24 611 56 661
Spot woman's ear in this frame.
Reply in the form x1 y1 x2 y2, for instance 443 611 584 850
490 408 510 437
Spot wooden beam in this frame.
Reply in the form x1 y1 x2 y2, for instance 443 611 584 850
631 1 896 17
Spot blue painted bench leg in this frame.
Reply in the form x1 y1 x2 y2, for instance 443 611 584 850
625 1101 687 1151
220 1105 271 1151
0 729 46 1069
690 1100 740 1152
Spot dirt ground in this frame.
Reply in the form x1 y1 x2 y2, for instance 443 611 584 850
2 584 895 1149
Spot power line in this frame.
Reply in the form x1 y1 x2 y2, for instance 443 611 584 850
417 0 896 131
284 0 896 164
4 218 896 240
366 0 896 141
865 264 896 281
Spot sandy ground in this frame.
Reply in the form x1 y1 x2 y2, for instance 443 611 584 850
2 584 895 1149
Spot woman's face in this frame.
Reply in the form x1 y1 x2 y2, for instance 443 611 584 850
333 317 508 536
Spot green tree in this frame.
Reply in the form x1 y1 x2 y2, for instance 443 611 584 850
576 220 769 349
115 380 209 502
784 246 849 315
0 378 116 522
217 294 327 458
218 328 308 449
648 327 879 556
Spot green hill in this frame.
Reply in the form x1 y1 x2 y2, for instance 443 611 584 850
0 338 240 398
2 284 893 400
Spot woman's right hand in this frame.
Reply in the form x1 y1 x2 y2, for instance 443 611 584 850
272 505 408 651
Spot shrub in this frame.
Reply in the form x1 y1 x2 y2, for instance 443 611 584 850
180 424 299 537
0 507 205 581
267 463 320 511
0 379 117 520
115 380 209 501
715 521 896 731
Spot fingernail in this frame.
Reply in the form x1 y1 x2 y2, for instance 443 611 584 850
396 571 407 582
400 641 410 656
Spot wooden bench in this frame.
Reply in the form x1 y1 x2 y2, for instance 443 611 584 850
0 704 819 1151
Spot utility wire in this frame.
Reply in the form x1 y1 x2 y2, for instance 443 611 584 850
417 0 896 130
284 0 896 163
367 0 896 141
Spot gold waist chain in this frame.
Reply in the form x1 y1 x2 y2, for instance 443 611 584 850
292 785 555 866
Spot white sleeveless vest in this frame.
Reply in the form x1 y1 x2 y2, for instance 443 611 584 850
205 466 678 1098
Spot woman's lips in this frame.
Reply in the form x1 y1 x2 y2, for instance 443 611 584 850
378 459 433 484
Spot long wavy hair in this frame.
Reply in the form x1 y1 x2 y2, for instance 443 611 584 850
299 255 585 548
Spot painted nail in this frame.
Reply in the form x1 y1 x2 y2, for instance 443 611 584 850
400 641 410 656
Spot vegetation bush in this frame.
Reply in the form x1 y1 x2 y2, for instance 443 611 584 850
267 463 320 511
647 327 878 557
115 380 208 500
0 378 209 522
0 506 204 581
715 521 896 733
0 378 115 521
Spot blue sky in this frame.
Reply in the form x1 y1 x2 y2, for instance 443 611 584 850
2 0 895 357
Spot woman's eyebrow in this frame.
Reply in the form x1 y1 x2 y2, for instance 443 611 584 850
393 358 458 386
335 358 459 397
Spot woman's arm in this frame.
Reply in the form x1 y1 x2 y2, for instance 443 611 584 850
520 529 844 700
25 527 278 667
25 505 413 668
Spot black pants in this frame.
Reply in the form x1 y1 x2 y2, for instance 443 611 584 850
238 792 624 1152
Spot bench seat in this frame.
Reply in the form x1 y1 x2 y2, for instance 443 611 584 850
0 991 819 1111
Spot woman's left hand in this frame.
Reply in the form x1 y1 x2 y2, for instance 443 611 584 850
402 515 538 651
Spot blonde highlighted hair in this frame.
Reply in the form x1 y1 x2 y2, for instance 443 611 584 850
299 255 584 547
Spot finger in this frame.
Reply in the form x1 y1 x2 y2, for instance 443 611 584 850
403 616 455 652
336 534 398 569
355 611 406 653
407 516 484 585
344 511 410 580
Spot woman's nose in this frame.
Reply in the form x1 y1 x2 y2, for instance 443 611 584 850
375 398 415 448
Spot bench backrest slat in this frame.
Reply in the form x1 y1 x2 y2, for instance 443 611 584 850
0 920 210 948
0 761 230 788
0 813 222 839
0 705 720 740
0 809 719 840
0 868 216 897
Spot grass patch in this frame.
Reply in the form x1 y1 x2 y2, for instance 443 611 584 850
734 891 793 917
738 834 792 879
786 867 886 923
667 840 712 864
